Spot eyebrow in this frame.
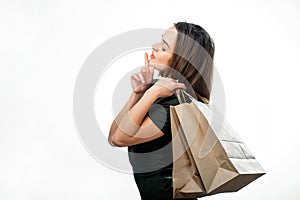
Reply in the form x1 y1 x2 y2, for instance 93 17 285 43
162 35 170 48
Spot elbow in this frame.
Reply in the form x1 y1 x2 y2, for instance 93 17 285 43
108 134 128 147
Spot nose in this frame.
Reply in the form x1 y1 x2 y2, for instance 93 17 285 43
152 42 160 51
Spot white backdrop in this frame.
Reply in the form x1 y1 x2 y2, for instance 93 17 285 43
1 0 300 199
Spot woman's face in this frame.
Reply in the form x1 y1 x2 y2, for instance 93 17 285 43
150 26 177 72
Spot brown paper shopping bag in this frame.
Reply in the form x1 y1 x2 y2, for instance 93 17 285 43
170 106 206 198
171 90 265 198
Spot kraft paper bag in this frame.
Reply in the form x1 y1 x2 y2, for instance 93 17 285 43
171 91 265 198
170 106 206 198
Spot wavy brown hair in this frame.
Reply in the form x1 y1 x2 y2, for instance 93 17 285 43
162 22 215 103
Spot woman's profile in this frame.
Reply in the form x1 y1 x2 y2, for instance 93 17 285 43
108 22 215 200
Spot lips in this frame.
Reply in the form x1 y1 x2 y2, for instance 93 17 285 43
150 53 155 59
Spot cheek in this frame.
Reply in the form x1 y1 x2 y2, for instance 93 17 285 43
157 53 172 65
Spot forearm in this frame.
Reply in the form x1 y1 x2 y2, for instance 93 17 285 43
118 90 158 135
108 88 159 146
109 92 144 139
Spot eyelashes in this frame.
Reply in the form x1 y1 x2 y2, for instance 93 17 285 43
161 42 167 51
153 41 167 51
161 40 167 51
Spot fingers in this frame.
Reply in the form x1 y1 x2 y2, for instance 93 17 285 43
131 73 140 82
170 78 186 90
149 65 154 76
175 82 187 90
144 53 150 73
145 56 155 75
131 73 145 84
140 52 154 82
157 77 186 91
132 53 154 86
137 73 145 83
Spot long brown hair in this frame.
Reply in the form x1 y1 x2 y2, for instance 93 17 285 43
163 22 215 103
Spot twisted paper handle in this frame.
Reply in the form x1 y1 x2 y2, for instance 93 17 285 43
175 89 209 104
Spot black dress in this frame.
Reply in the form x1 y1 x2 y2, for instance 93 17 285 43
128 95 197 200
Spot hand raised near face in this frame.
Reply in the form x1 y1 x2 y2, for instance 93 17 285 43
131 53 154 93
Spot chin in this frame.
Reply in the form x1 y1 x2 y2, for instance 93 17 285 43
150 61 166 72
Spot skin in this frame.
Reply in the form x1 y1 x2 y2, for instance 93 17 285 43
108 26 186 147
150 26 177 72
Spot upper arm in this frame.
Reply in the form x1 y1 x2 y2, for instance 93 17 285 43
109 116 164 147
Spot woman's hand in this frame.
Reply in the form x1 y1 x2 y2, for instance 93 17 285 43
149 77 186 98
131 53 154 94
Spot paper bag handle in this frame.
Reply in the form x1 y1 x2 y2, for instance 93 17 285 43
175 89 209 104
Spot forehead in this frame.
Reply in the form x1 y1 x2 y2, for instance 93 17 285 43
162 26 177 47
163 26 177 39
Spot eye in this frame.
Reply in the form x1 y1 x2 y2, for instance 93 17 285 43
160 44 166 51
159 40 166 51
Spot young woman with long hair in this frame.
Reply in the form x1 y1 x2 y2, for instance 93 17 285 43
108 22 215 200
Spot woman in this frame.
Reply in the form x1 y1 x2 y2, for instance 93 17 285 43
108 22 215 200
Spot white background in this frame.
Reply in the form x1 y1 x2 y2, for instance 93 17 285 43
1 0 300 199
